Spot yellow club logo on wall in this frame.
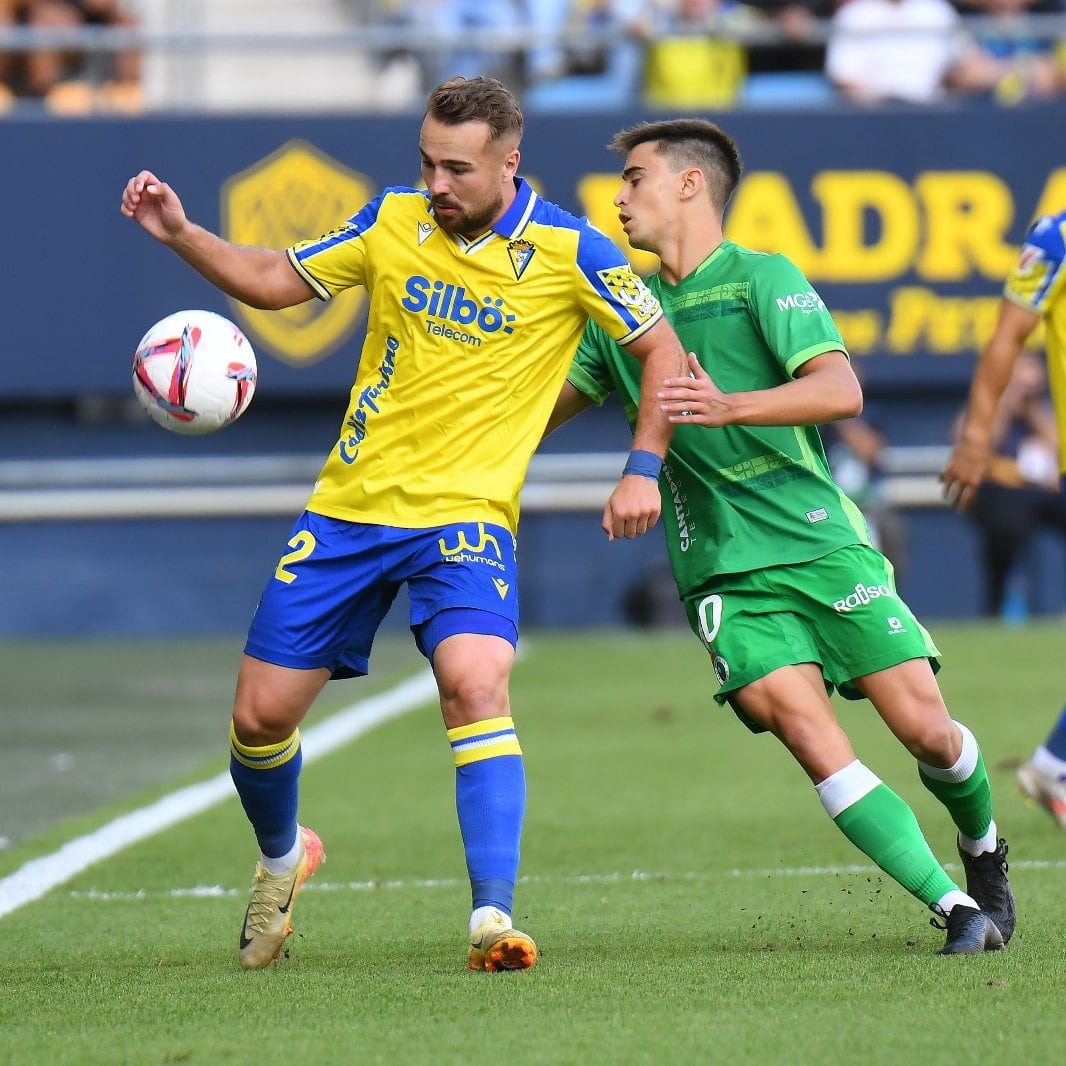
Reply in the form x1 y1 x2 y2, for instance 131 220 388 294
221 140 375 366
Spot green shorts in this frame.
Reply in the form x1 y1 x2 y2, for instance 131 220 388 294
682 544 940 731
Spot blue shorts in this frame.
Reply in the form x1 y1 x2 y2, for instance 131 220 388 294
245 511 519 678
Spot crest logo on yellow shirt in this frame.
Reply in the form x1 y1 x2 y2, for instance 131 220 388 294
418 221 436 246
507 238 536 280
222 140 375 366
596 267 659 324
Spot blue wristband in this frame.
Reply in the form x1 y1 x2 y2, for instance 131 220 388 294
622 449 663 482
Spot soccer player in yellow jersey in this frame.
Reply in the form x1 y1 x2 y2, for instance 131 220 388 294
942 207 1066 831
120 76 687 971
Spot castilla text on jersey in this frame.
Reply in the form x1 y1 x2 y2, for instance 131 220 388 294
338 334 398 465
402 275 516 343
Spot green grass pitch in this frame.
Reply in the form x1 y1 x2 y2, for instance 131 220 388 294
1 624 1065 1065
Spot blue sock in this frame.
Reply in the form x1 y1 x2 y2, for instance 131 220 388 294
229 723 301 858
448 717 525 914
1045 706 1066 761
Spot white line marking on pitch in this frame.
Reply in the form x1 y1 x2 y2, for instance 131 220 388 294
0 669 439 920
63 858 1066 903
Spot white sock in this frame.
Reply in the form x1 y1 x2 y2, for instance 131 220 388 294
260 831 303 875
814 760 880 818
1032 745 1066 780
470 906 509 936
936 889 979 914
917 720 979 783
958 821 998 856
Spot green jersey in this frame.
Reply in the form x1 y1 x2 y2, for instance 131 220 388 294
569 240 870 596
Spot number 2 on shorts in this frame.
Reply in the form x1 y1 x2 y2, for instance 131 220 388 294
274 530 316 584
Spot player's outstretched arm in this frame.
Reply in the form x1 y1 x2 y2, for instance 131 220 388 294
602 318 686 541
940 298 1040 511
119 170 313 311
659 350 860 429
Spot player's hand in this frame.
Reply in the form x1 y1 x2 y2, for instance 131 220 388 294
602 475 662 541
120 170 189 244
659 353 730 426
939 442 989 511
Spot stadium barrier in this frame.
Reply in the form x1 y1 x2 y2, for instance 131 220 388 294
0 447 950 523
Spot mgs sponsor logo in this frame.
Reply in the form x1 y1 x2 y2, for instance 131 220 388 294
402 275 515 345
775 291 825 314
832 581 894 613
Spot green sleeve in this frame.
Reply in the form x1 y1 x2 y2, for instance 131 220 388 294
750 254 849 378
566 319 616 406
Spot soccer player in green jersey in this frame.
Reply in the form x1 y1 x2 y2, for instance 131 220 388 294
121 77 687 973
548 117 1015 954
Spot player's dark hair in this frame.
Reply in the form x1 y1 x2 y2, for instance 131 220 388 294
426 76 524 144
609 119 742 212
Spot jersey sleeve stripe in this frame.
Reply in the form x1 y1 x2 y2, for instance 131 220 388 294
784 341 848 377
613 305 665 347
286 247 331 301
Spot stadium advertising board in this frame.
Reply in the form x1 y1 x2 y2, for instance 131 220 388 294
3 104 1063 399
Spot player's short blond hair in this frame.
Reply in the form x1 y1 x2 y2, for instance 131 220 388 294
426 76 524 145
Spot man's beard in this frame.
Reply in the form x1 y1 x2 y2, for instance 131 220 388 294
433 193 503 238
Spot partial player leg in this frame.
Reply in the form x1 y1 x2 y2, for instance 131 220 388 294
431 629 537 972
1017 704 1066 829
230 655 330 968
857 659 1014 943
734 664 999 953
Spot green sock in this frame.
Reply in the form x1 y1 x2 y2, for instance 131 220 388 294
833 783 956 907
917 722 994 841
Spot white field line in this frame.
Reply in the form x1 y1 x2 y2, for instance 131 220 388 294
62 858 1066 904
0 668 439 920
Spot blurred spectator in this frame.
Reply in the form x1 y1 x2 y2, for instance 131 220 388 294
952 349 1066 618
0 1 17 110
825 0 981 104
745 0 834 74
524 0 651 111
524 0 574 85
386 0 527 91
0 0 140 109
643 0 760 109
741 0 838 104
953 0 1065 103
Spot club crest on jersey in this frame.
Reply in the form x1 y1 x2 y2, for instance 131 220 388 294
418 221 435 246
222 140 375 366
507 238 536 280
596 267 659 323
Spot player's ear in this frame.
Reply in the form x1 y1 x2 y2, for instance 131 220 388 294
679 168 703 201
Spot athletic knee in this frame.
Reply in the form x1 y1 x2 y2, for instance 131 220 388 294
901 713 961 767
438 673 511 727
231 698 300 746
231 659 322 744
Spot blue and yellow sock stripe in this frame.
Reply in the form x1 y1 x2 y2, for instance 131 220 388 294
447 716 522 767
229 723 301 771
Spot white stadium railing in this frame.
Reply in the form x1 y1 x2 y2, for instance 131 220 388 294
0 447 952 523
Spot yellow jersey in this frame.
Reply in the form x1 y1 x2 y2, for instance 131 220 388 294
1003 210 1066 472
287 178 662 531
